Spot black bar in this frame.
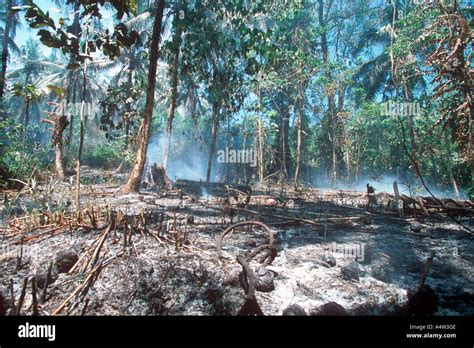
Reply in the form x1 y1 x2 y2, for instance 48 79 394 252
0 316 473 346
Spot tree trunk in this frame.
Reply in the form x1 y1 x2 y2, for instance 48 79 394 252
444 129 460 198
294 87 306 188
75 20 93 214
66 4 80 146
355 133 361 183
226 114 230 182
0 0 13 102
257 118 264 182
469 100 473 198
54 117 68 181
124 60 133 150
162 35 180 170
282 104 290 178
407 113 417 155
273 98 290 179
338 86 348 180
294 112 302 188
75 68 87 214
462 78 473 197
206 101 220 184
318 0 338 187
67 79 77 147
121 0 166 194
55 144 65 180
24 101 30 129
257 85 264 182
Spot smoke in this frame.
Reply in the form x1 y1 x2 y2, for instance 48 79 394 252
147 131 466 199
312 173 466 199
147 132 210 182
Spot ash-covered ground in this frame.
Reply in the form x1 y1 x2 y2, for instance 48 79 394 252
1 175 473 316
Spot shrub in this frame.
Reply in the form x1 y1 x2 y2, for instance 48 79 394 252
82 139 132 169
0 119 52 188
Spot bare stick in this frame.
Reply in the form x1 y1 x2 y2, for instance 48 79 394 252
9 279 16 315
16 277 28 315
52 264 102 315
87 222 114 270
31 277 38 316
419 252 435 289
41 261 53 303
16 237 23 270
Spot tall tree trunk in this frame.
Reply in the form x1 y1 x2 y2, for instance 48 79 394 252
0 0 13 102
55 144 65 180
67 79 77 147
75 35 89 215
226 114 230 182
444 130 460 198
338 86 348 180
67 4 81 147
54 115 69 181
206 101 220 184
469 99 473 197
294 111 302 188
273 98 290 179
24 100 30 129
462 78 473 197
121 0 166 194
242 118 248 183
318 0 338 187
257 117 264 181
257 84 265 182
282 104 290 177
162 36 180 170
294 86 306 187
124 59 133 150
355 133 361 183
404 84 419 180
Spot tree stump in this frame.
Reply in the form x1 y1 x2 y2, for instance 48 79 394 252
142 163 172 192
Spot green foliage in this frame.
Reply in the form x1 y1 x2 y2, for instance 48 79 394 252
11 82 41 101
24 0 140 61
3 0 470 196
82 139 132 169
99 81 142 140
0 119 51 186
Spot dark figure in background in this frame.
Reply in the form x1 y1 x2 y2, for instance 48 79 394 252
366 183 376 211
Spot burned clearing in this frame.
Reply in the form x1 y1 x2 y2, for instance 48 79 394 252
1 171 472 316
1 0 473 323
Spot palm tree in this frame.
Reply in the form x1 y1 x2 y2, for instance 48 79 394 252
121 0 166 193
0 0 21 102
11 82 42 129
162 3 184 170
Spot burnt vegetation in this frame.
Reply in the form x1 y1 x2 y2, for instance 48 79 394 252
0 0 473 316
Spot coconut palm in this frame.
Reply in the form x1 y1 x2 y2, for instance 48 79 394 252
0 0 22 102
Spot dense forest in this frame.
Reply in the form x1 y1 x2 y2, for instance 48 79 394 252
0 0 472 196
0 0 473 318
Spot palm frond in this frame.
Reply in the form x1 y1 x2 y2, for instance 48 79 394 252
88 59 121 73
8 37 20 55
355 52 390 102
125 11 151 32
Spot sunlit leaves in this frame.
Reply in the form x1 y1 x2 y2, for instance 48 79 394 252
24 1 140 62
